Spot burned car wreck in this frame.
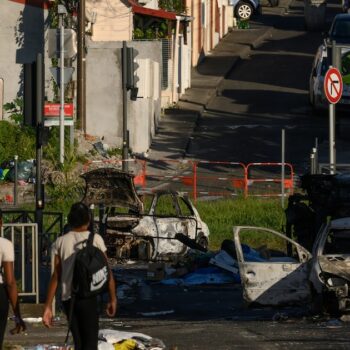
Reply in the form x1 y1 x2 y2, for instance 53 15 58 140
233 221 350 313
81 168 210 261
233 173 350 313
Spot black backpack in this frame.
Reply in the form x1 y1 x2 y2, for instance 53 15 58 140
72 232 109 299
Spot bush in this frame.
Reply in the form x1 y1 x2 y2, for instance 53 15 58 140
0 121 35 164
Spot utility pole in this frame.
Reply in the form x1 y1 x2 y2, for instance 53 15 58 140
58 5 67 164
122 41 129 172
35 53 44 257
77 0 86 133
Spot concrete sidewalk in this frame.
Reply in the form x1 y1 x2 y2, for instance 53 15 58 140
148 18 278 161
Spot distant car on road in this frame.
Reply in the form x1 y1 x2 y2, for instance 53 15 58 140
229 0 261 20
309 44 350 110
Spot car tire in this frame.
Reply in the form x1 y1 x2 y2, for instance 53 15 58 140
196 232 209 250
235 2 254 20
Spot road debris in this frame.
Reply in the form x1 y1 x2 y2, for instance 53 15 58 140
98 329 165 349
139 310 175 317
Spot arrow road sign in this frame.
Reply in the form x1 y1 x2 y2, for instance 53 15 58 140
49 67 75 88
324 67 343 104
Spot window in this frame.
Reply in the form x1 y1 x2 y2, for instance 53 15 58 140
155 194 178 216
323 229 350 254
238 228 300 263
178 197 194 216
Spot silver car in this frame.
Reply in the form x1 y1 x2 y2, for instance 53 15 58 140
309 44 350 110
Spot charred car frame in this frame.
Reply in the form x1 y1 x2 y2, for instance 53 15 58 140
234 173 350 313
81 168 210 261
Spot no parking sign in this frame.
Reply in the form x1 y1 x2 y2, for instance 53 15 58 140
324 67 343 104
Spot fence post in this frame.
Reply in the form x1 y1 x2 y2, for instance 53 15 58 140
193 161 197 203
14 155 18 206
244 164 248 198
281 129 285 208
142 160 147 188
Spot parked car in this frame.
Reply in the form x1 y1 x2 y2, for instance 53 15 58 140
309 44 350 110
328 13 350 44
229 0 261 20
232 220 350 313
81 168 210 261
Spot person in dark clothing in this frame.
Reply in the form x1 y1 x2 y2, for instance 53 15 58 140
0 209 26 348
42 202 117 350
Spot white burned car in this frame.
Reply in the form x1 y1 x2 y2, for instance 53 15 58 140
233 220 350 313
81 168 209 260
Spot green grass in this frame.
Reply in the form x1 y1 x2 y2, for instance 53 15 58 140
195 197 286 250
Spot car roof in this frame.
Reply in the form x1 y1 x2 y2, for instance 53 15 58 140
333 13 350 21
330 217 350 229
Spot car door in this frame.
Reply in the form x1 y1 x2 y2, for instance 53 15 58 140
151 193 189 255
233 226 312 306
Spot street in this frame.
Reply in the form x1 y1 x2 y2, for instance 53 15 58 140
187 0 350 175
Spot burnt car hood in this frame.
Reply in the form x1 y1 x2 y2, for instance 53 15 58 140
80 168 143 212
318 256 350 281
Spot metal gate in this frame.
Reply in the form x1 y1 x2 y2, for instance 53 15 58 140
1 223 39 303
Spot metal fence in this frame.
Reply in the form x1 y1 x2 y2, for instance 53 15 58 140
132 38 173 91
161 38 173 91
1 223 39 303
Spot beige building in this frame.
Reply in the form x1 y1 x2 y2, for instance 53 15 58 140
187 0 234 66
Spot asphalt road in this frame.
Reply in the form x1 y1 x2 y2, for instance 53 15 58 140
187 0 350 175
113 283 350 350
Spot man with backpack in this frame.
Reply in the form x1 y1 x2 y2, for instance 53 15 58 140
42 202 117 350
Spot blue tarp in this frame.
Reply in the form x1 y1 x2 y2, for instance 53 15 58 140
161 266 240 286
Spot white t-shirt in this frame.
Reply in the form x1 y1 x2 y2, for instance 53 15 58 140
51 231 107 301
0 237 15 284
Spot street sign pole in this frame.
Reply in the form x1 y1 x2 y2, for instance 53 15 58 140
324 65 343 175
329 102 336 174
58 6 66 164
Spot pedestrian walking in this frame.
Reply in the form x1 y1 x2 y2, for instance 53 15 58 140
0 209 26 349
42 202 117 350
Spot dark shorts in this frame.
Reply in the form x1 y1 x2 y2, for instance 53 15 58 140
0 284 9 349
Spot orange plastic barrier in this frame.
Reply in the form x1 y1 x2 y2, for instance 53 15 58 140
82 159 294 201
245 162 294 197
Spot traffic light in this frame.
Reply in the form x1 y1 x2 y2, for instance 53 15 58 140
23 62 36 127
23 55 44 127
126 47 139 101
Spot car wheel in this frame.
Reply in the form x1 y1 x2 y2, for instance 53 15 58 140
196 232 209 250
235 2 254 20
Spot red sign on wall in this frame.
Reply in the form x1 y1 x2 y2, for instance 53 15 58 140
44 103 74 117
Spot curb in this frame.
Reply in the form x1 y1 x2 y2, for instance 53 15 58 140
250 27 274 49
204 27 271 109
